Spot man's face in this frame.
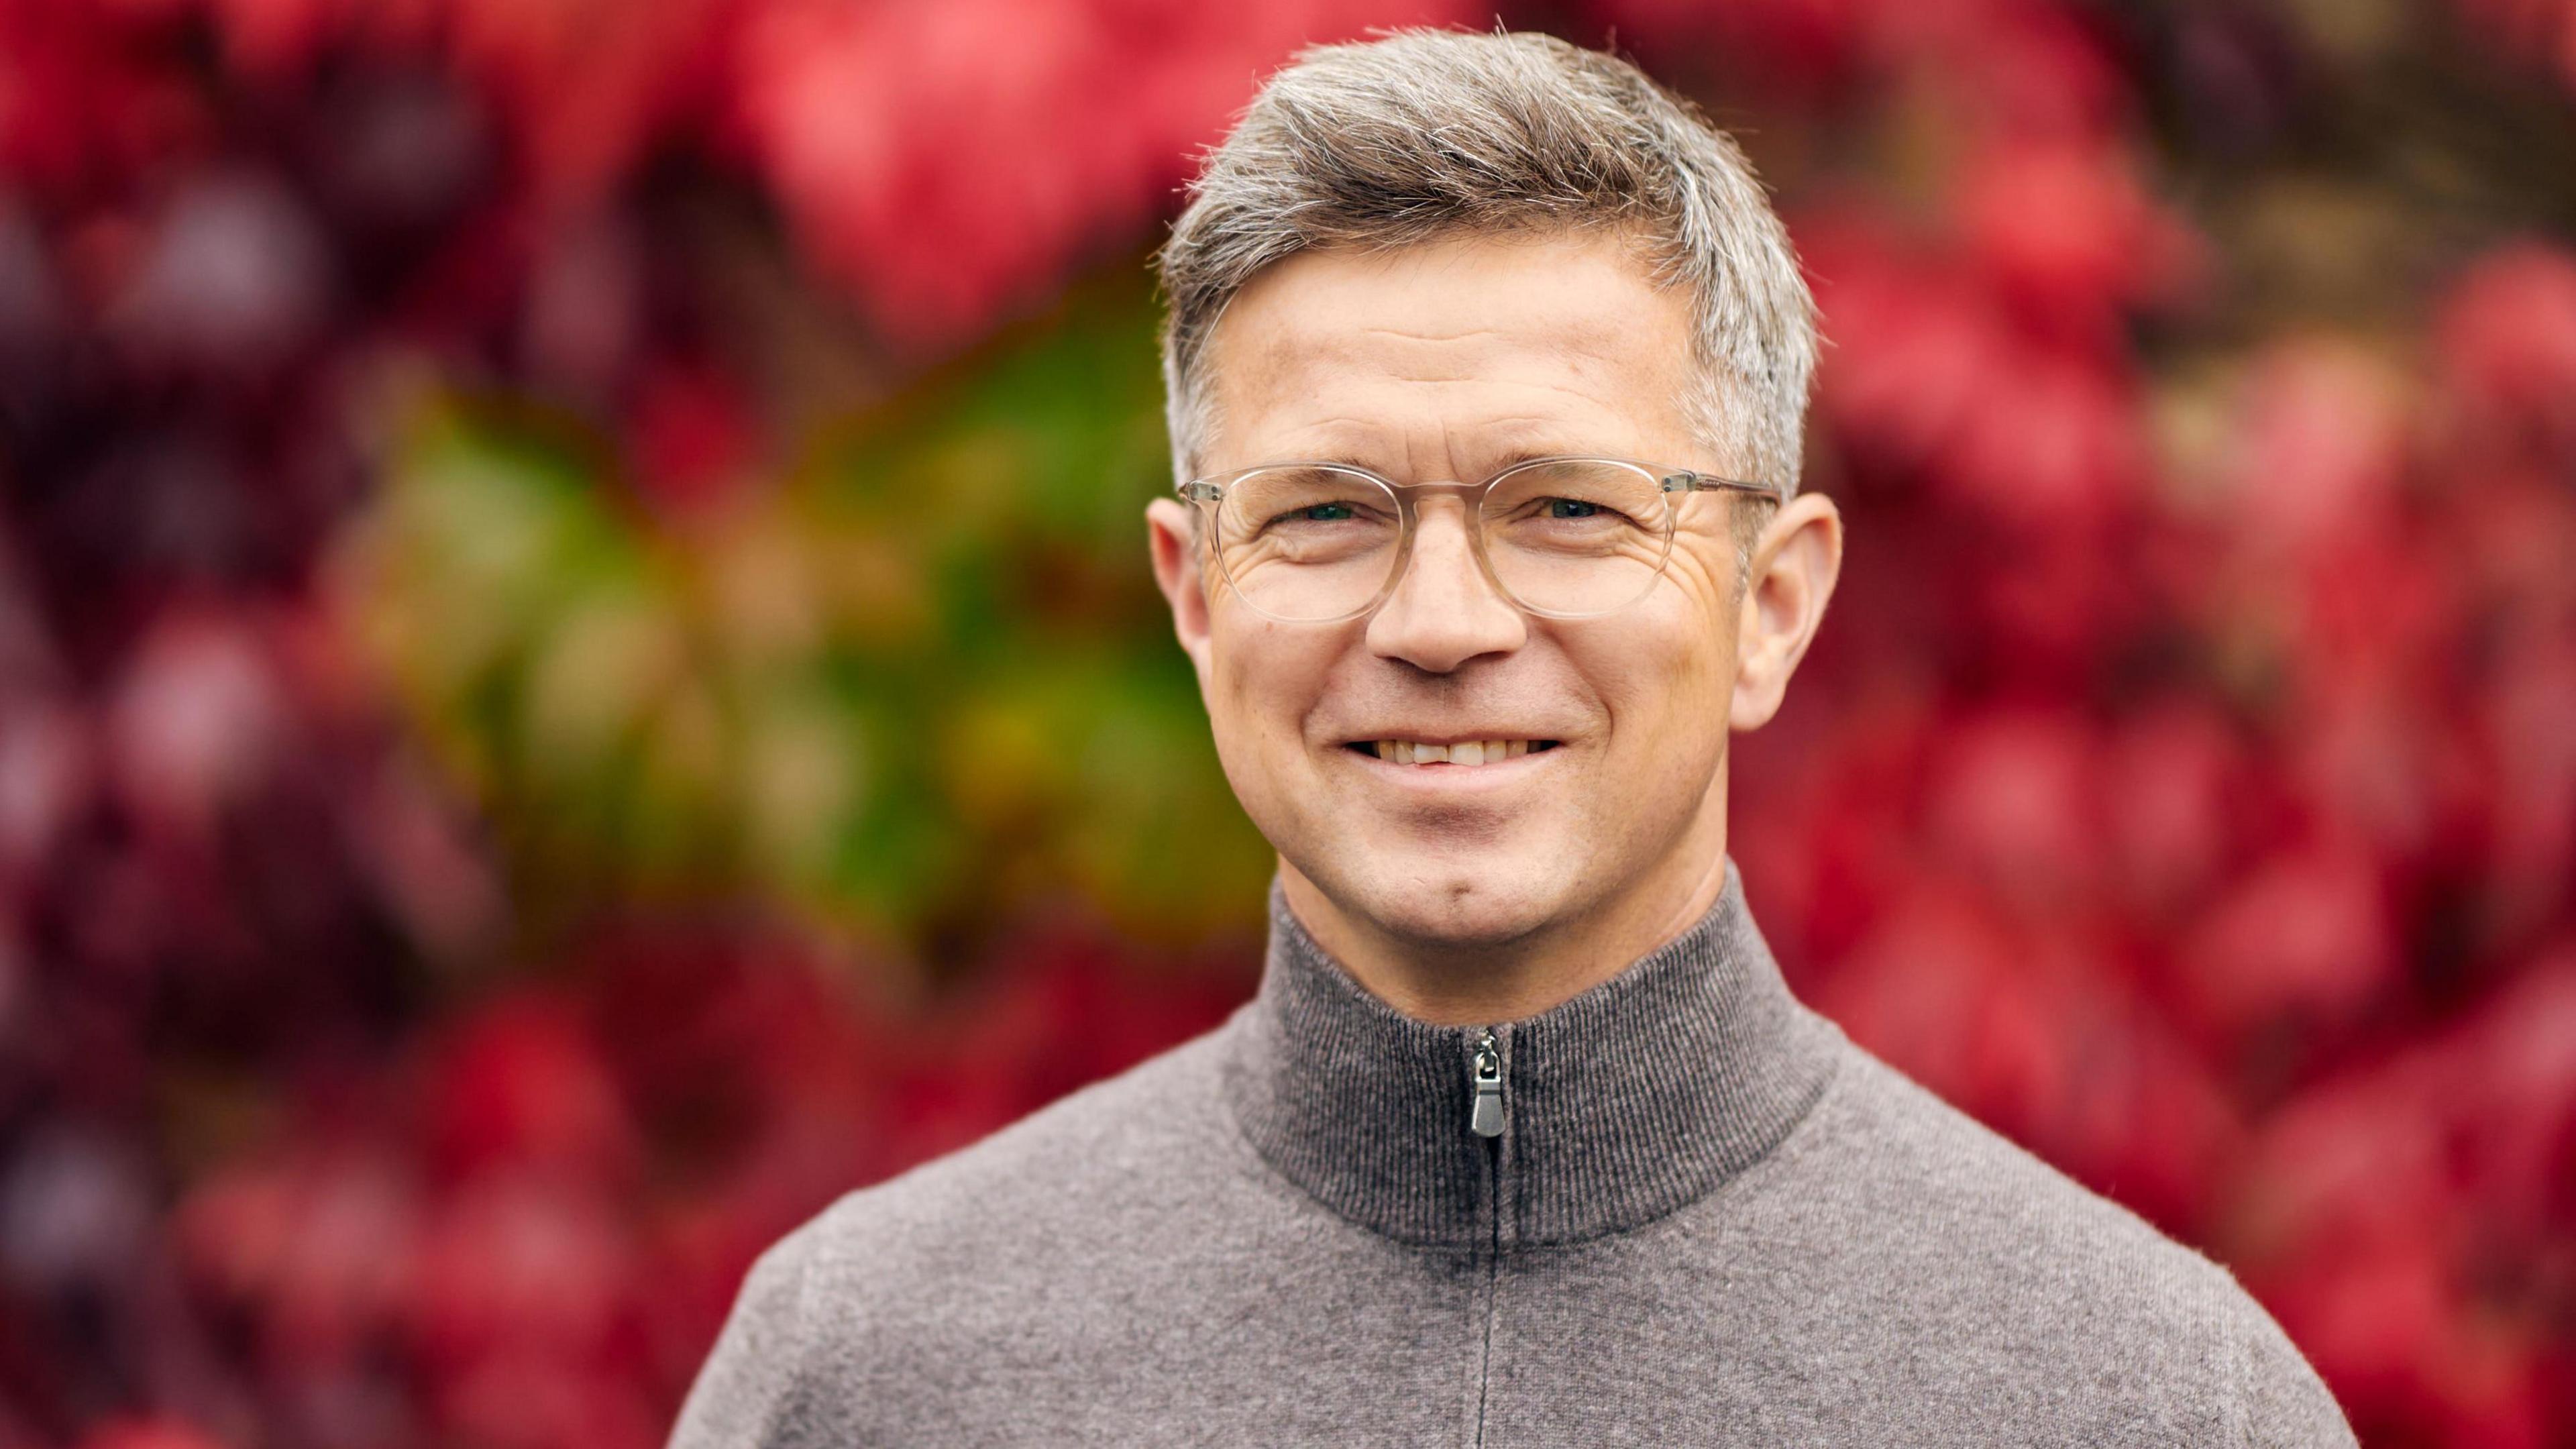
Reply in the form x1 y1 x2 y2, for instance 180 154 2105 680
1152 229 1750 955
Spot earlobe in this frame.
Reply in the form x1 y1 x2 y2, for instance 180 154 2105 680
1146 497 1216 675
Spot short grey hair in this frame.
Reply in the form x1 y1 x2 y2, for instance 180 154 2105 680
1155 28 1817 564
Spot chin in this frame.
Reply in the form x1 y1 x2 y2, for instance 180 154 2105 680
1339 856 1569 950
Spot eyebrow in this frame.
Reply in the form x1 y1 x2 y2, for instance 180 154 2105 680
1481 443 1580 472
1295 441 1610 482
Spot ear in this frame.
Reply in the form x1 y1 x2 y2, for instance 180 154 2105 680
1729 491 1843 732
1147 496 1216 684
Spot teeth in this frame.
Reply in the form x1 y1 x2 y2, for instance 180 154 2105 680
1368 739 1551 766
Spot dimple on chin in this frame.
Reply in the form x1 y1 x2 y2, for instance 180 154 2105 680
1317 820 1586 940
1356 865 1569 948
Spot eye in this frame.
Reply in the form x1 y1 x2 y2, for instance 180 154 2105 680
1545 498 1602 520
1263 499 1374 529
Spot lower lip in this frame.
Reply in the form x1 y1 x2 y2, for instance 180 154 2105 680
1338 744 1566 790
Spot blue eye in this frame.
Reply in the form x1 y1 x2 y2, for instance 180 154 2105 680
1546 498 1601 519
1302 503 1356 521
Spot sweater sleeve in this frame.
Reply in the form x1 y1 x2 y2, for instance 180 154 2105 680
2222 1281 2357 1448
666 1222 824 1449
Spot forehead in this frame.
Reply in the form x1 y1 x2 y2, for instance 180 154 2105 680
1201 229 1699 468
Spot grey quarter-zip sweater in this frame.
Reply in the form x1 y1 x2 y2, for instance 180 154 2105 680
667 855 2356 1447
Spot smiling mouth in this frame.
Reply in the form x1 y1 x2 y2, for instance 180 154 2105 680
1342 739 1563 766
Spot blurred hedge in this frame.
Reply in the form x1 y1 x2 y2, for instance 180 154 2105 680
0 1 2571 1446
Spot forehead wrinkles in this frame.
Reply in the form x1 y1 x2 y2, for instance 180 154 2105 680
1224 260 1659 377
1257 323 1642 394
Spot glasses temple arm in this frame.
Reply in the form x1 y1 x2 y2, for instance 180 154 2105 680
1662 472 1783 501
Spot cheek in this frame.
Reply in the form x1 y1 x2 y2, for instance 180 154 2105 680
1573 599 1735 746
1205 615 1344 763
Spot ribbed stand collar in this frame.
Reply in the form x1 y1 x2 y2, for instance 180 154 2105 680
1219 855 1838 1248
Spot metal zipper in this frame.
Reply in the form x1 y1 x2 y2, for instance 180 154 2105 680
1468 1027 1504 1137
1468 1025 1503 1448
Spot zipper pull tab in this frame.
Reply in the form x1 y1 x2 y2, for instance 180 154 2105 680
1468 1028 1504 1138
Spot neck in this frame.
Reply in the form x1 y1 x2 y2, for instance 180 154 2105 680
1277 769 1732 1026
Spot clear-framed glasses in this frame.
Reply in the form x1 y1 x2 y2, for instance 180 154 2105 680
1177 455 1778 623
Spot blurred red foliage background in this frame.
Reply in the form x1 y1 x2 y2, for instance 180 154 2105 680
0 0 2571 1446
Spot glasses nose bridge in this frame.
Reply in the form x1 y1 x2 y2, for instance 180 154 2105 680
1395 476 1499 542
1392 476 1488 525
1384 477 1507 610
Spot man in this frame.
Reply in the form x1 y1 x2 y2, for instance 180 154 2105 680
671 28 2355 1447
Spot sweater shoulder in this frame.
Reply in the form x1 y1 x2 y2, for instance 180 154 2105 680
1798 1033 2214 1279
804 1008 1246 1255
667 1015 1267 1448
1758 1028 2352 1442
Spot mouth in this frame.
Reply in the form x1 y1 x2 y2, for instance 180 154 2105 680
1341 738 1564 767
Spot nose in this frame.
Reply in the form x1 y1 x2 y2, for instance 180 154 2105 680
1364 497 1526 672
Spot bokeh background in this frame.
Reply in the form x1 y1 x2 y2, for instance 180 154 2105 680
0 0 2571 1444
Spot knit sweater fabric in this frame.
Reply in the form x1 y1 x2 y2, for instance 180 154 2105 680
668 855 2357 1447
